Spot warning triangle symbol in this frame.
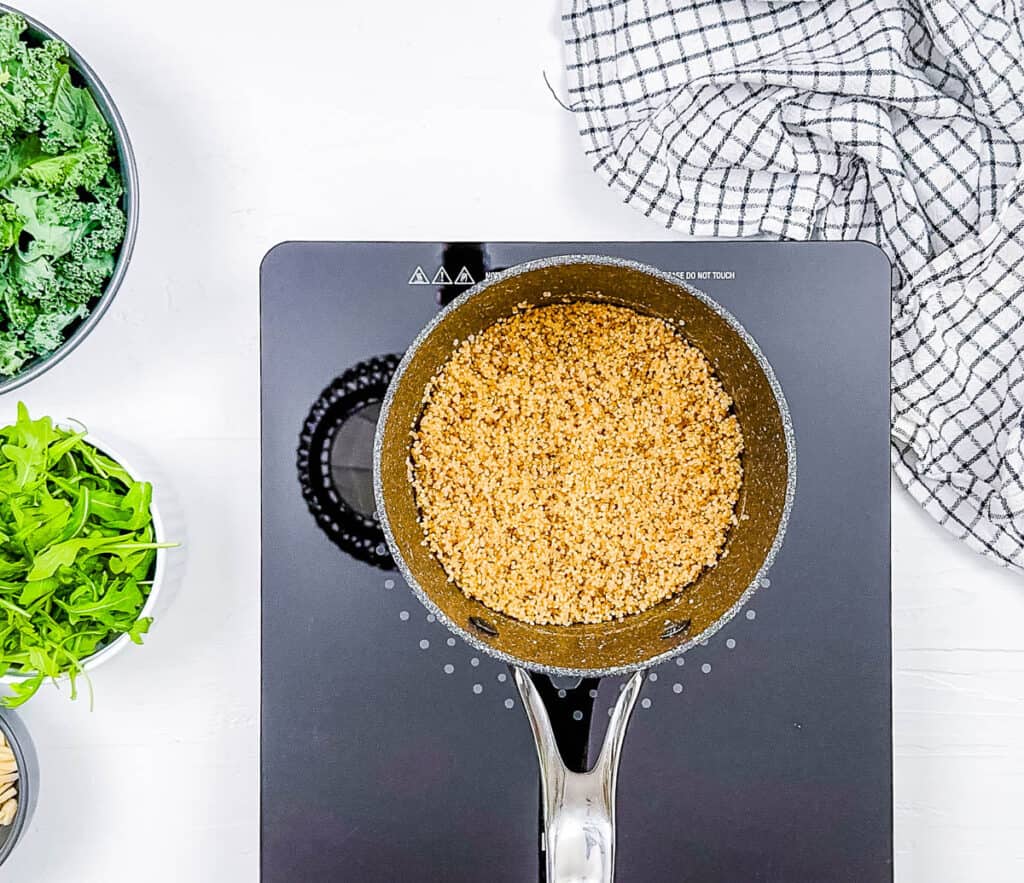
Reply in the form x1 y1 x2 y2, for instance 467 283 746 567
432 266 454 285
408 266 430 285
454 266 475 285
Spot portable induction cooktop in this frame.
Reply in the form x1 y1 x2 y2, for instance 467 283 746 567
260 241 893 882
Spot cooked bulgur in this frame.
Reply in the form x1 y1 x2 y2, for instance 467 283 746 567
410 300 744 626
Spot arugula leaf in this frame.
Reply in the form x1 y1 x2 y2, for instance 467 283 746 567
4 673 43 708
0 404 176 706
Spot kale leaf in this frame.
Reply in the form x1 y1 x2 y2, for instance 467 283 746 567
0 13 125 378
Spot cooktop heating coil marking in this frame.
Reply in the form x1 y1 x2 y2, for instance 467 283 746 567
297 354 400 570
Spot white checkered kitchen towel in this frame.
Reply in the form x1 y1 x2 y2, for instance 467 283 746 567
563 0 1024 572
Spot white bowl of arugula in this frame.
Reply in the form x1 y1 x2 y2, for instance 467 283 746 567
0 404 174 707
0 8 138 392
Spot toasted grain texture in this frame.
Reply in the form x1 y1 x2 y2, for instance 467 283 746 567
410 301 743 625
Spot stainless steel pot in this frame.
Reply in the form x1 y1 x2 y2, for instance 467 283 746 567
0 4 139 394
374 255 796 882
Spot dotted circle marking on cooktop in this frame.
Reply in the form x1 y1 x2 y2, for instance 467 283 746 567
382 572 771 704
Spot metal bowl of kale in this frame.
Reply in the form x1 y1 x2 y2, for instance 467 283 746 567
0 7 138 393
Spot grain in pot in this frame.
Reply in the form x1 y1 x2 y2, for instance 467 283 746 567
410 300 744 626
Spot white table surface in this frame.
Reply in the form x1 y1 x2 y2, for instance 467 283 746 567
1 1 1022 880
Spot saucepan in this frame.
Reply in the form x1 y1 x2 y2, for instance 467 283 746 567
374 255 796 882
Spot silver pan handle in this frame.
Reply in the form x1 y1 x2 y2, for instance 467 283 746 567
514 668 646 883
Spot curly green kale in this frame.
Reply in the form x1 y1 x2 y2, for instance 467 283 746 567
0 13 125 378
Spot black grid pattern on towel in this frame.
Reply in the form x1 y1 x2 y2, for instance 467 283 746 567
563 0 1024 572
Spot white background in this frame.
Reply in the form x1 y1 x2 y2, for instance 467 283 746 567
1 1 1022 880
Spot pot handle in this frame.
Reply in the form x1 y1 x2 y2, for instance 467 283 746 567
514 668 646 883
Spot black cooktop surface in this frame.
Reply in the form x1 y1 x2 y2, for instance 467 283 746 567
260 241 892 882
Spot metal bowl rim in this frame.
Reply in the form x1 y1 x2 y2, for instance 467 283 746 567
0 3 139 395
374 253 797 677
